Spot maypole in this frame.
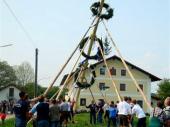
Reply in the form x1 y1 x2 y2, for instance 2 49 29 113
74 0 106 110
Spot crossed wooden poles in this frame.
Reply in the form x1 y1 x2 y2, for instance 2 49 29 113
27 0 152 125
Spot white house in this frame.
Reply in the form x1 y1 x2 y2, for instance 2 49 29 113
0 84 21 102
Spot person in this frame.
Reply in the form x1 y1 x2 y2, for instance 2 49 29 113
103 102 110 122
162 97 170 127
117 96 132 127
86 100 97 124
49 99 60 127
0 101 7 125
128 97 134 127
29 100 38 127
14 91 29 127
29 95 49 127
60 98 69 127
97 100 104 123
149 101 164 127
107 101 117 127
70 98 76 123
67 99 72 122
131 99 146 127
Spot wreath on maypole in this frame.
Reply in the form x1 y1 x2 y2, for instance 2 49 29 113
79 36 104 61
74 65 96 89
90 2 113 20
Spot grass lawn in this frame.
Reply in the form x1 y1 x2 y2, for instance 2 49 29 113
3 113 149 127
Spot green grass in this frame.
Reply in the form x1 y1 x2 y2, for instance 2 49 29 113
3 113 149 127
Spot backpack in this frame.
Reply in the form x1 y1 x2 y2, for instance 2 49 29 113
149 108 162 127
163 107 170 127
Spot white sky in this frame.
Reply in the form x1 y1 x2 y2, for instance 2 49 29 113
0 0 170 93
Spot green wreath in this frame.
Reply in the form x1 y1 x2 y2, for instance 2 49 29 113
74 65 96 89
79 36 104 61
90 2 113 20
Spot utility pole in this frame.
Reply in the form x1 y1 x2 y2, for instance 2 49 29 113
34 48 38 97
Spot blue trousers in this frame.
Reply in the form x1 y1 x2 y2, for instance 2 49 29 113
15 117 26 127
107 117 116 127
37 120 49 127
90 112 96 124
50 121 59 127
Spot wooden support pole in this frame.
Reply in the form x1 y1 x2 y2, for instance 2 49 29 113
56 38 89 100
42 17 97 98
102 21 152 109
99 45 122 102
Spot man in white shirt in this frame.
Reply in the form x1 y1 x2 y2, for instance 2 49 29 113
131 99 146 127
117 96 132 127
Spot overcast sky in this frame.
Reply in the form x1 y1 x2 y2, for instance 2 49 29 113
0 0 170 92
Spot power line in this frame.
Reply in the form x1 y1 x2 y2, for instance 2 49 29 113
3 0 37 49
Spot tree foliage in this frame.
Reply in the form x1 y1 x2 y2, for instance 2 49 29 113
0 61 16 86
14 62 34 86
157 79 170 100
103 37 112 55
19 82 60 99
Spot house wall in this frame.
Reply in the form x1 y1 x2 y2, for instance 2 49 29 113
0 86 20 102
68 59 152 113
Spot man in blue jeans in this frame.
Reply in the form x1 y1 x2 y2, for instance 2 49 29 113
29 95 49 127
14 91 29 127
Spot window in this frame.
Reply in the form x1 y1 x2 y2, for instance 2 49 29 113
121 69 126 76
120 84 126 91
100 67 105 75
80 98 86 106
110 67 116 75
137 100 143 108
9 88 14 97
99 83 105 90
137 84 143 92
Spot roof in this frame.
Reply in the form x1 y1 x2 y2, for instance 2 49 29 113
93 55 161 82
0 84 21 92
60 55 161 85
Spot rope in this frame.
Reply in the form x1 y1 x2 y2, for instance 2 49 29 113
102 20 152 109
98 45 122 102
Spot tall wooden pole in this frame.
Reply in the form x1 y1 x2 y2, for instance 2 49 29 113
75 0 105 110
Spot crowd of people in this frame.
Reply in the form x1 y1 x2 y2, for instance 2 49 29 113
0 99 15 125
13 91 75 127
86 96 170 127
1 91 170 127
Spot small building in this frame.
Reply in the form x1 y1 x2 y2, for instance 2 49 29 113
0 84 21 102
61 55 161 112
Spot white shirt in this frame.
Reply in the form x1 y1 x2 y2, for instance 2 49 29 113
117 101 132 115
132 104 146 118
103 103 110 111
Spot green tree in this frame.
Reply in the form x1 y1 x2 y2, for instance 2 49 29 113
157 79 170 100
0 61 17 86
20 82 60 99
103 37 112 55
14 61 35 86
